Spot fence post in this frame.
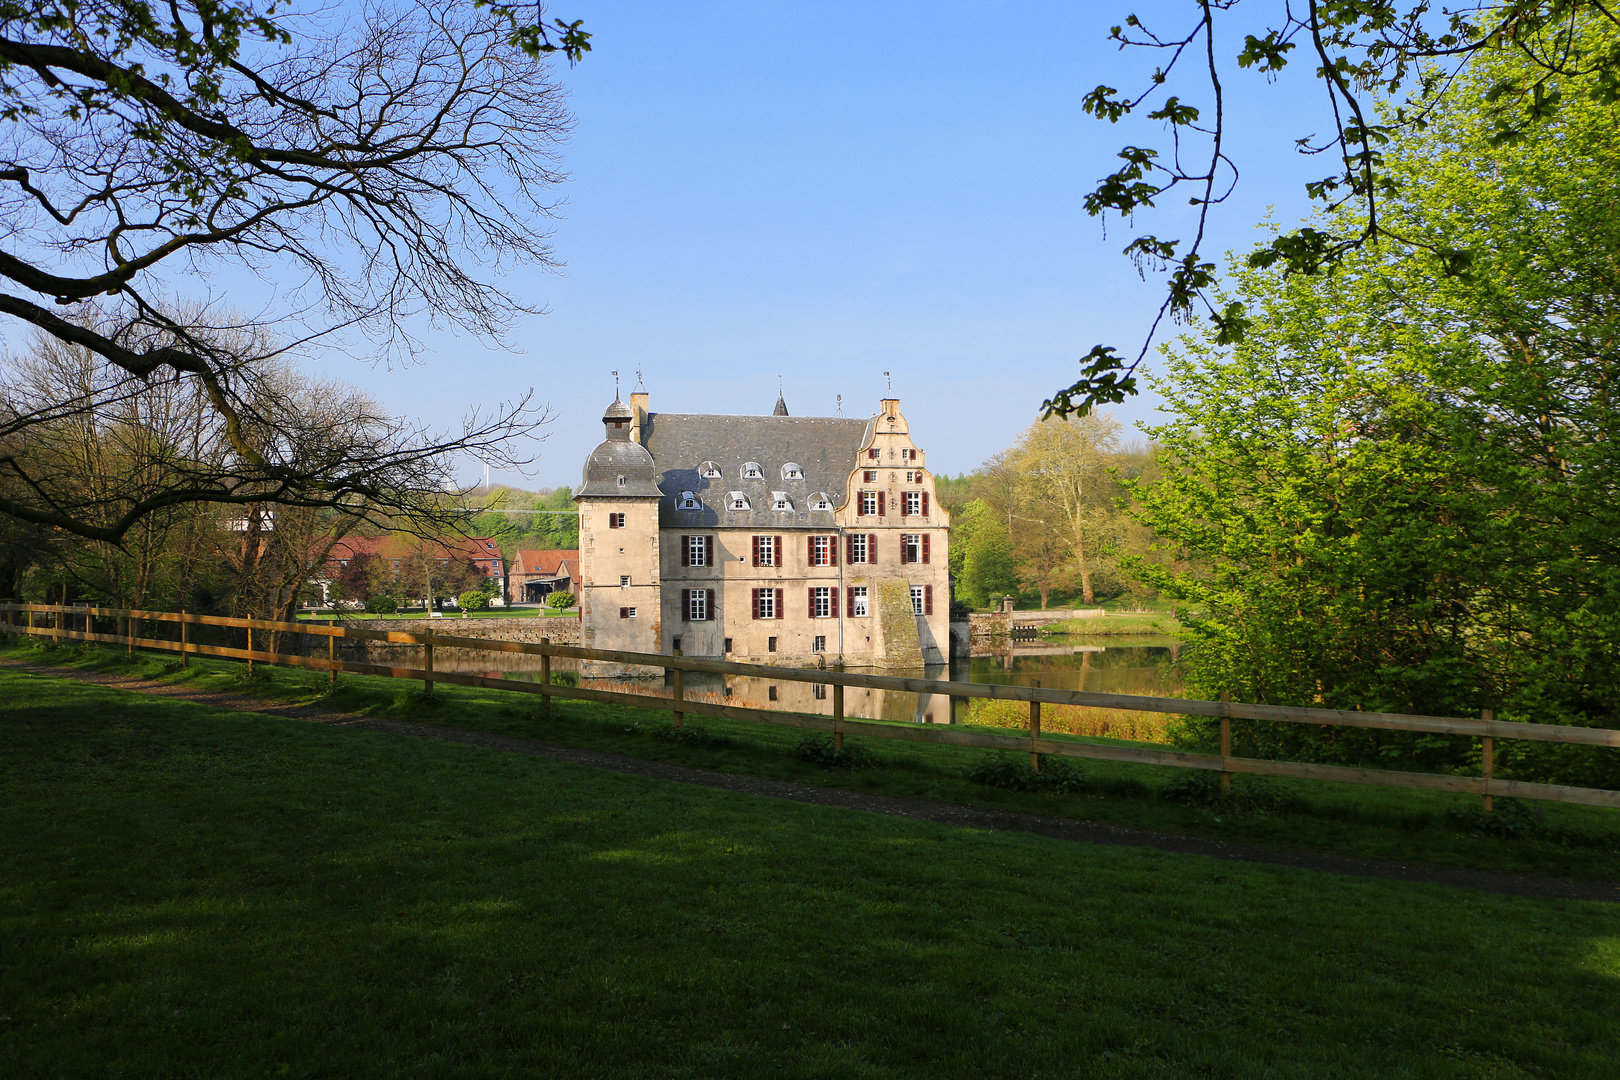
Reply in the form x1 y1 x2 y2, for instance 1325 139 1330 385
180 612 190 668
1219 692 1232 795
671 646 684 727
125 612 133 658
1029 678 1041 772
246 625 255 676
1482 709 1495 814
540 637 551 719
833 683 845 752
423 629 434 697
328 630 337 686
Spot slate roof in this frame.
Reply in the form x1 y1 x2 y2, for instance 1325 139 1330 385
577 438 663 498
642 412 876 529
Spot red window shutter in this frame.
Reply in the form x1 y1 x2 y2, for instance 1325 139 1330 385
855 491 864 517
831 588 839 614
922 491 929 516
828 536 838 566
925 585 933 615
703 536 713 565
680 538 690 567
807 535 816 566
774 536 783 565
706 589 715 619
808 588 815 618
775 588 784 619
846 588 854 617
681 589 690 621
752 536 760 567
878 491 886 517
922 533 931 564
845 534 854 564
868 533 877 562
752 588 760 620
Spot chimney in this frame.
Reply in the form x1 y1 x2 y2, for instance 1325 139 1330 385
630 391 648 444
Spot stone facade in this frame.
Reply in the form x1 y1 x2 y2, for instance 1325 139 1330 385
575 392 949 672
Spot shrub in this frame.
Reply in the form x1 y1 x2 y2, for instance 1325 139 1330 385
791 733 876 770
457 590 490 613
545 590 575 609
365 594 400 615
965 752 1086 793
1159 771 1300 815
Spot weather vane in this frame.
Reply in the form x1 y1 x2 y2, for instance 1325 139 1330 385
635 365 646 392
883 371 892 392
611 369 619 397
835 394 843 417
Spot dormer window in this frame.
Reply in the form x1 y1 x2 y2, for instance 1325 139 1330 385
771 492 793 512
742 461 763 479
617 475 626 487
810 493 833 511
781 462 803 480
700 461 722 479
677 491 702 510
727 491 751 511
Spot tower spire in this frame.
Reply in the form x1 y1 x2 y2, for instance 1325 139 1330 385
773 375 789 416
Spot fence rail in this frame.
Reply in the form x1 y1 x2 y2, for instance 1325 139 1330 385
6 602 1618 811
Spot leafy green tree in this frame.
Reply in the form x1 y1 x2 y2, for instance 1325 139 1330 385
1130 35 1620 784
950 501 1019 611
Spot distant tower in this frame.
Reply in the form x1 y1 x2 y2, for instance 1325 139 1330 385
774 376 789 416
574 396 664 673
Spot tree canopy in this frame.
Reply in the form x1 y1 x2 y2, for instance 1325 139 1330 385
0 0 575 541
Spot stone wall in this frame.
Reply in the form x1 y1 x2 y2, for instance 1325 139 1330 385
967 608 1105 638
340 615 581 646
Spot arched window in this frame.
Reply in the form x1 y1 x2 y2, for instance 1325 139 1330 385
727 492 751 511
781 462 803 480
677 491 702 510
810 493 833 512
742 461 763 479
771 492 793 512
700 461 722 479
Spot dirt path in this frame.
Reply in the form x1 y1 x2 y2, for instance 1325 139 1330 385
7 657 1617 903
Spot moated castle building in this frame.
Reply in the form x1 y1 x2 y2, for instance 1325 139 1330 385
574 391 949 670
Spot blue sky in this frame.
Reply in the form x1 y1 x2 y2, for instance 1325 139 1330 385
310 1 1331 490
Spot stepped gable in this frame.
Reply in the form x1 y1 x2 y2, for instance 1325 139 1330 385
641 411 872 529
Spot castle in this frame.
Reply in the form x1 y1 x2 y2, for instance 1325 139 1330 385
575 391 949 671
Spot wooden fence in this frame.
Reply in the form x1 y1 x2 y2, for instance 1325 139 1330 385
6 602 1619 812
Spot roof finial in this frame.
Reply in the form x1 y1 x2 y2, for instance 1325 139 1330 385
883 370 892 393
773 377 789 416
635 365 646 393
835 394 843 417
611 369 620 399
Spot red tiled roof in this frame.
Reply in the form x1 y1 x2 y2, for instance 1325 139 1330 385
319 535 503 575
512 548 577 577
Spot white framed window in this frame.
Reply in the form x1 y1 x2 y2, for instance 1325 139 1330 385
911 586 925 616
902 533 921 564
620 575 631 588
619 606 637 619
758 589 776 619
742 461 763 479
813 635 827 652
810 493 832 511
809 535 834 566
811 587 832 619
684 535 711 567
781 462 803 480
851 586 869 617
813 683 827 700
771 492 793 512
617 475 626 488
863 470 877 483
608 512 625 529
677 490 702 510
848 533 868 564
727 491 751 511
688 591 708 621
904 490 921 515
700 461 722 478
859 491 878 515
753 535 779 567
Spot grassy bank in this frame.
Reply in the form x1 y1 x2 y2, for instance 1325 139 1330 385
4 638 1618 884
3 667 1619 1078
1038 611 1184 636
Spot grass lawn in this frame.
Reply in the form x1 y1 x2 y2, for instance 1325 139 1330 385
2 666 1618 1078
7 639 1620 886
1041 611 1184 636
